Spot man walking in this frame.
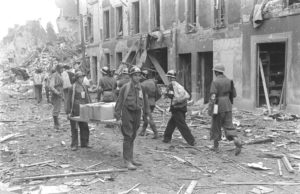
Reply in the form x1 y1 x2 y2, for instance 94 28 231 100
49 64 64 131
209 64 242 156
163 70 195 146
139 70 160 139
115 66 150 170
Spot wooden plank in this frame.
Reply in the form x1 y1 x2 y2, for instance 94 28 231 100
259 59 271 114
148 54 169 85
184 180 198 194
122 40 139 64
15 169 128 181
277 159 283 176
281 155 295 173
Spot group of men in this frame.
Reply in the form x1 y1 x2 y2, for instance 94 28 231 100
33 61 242 171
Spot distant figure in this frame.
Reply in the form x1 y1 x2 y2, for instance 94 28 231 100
33 68 44 103
49 64 64 131
116 67 130 97
61 65 74 113
44 69 55 103
97 66 117 102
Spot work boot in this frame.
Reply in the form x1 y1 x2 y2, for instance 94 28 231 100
131 160 142 166
211 140 219 152
233 138 242 156
124 160 137 170
139 129 146 136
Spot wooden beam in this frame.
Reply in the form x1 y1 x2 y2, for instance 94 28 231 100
15 169 128 181
259 59 271 114
122 40 139 64
148 54 169 85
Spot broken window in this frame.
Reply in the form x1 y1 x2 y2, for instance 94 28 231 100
132 1 140 34
214 0 225 29
105 53 110 67
153 0 160 30
188 0 197 26
104 10 110 39
116 6 123 37
86 15 93 43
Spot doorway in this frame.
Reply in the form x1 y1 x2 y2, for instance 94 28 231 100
146 48 168 83
198 52 213 103
257 42 286 107
178 54 192 95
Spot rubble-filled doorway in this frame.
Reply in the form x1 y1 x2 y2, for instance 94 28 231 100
178 54 192 96
198 52 213 103
257 42 286 107
147 48 168 84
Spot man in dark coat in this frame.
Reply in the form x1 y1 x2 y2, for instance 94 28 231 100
66 71 91 151
114 66 150 170
49 64 64 131
209 64 242 155
163 70 195 146
97 66 117 102
139 70 159 139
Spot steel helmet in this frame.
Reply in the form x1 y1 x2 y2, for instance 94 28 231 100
129 66 141 75
166 70 176 78
213 64 225 73
101 66 109 75
122 67 129 74
75 71 84 80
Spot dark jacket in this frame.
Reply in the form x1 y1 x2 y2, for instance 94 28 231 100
210 74 236 113
114 81 150 120
66 82 91 116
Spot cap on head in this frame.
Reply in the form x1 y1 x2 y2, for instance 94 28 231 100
75 71 84 80
122 67 129 74
55 64 63 71
166 70 176 78
101 66 109 75
129 66 141 75
213 64 225 73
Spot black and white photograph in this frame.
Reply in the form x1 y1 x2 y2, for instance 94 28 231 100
1 0 300 193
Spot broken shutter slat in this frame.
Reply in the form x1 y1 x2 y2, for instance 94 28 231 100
148 54 169 85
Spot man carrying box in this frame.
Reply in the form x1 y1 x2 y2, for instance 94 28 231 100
114 66 150 170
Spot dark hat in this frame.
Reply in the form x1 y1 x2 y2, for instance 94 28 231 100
74 71 84 80
166 70 176 78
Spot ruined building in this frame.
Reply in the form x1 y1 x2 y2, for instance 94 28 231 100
80 0 300 113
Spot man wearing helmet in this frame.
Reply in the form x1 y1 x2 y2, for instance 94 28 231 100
209 64 242 155
49 64 64 131
66 71 92 151
96 66 117 102
163 70 195 146
116 67 130 97
139 69 160 139
115 66 150 170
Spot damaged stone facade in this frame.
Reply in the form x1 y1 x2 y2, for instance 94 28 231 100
83 0 300 113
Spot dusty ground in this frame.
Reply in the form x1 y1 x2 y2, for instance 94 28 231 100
1 90 300 194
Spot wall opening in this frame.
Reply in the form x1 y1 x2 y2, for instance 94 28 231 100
188 0 197 26
214 0 225 29
105 53 110 67
178 53 192 96
147 48 168 84
153 0 160 30
116 52 122 68
92 56 97 84
132 1 140 34
128 51 137 65
116 6 123 37
257 42 286 107
104 10 110 39
198 52 213 103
